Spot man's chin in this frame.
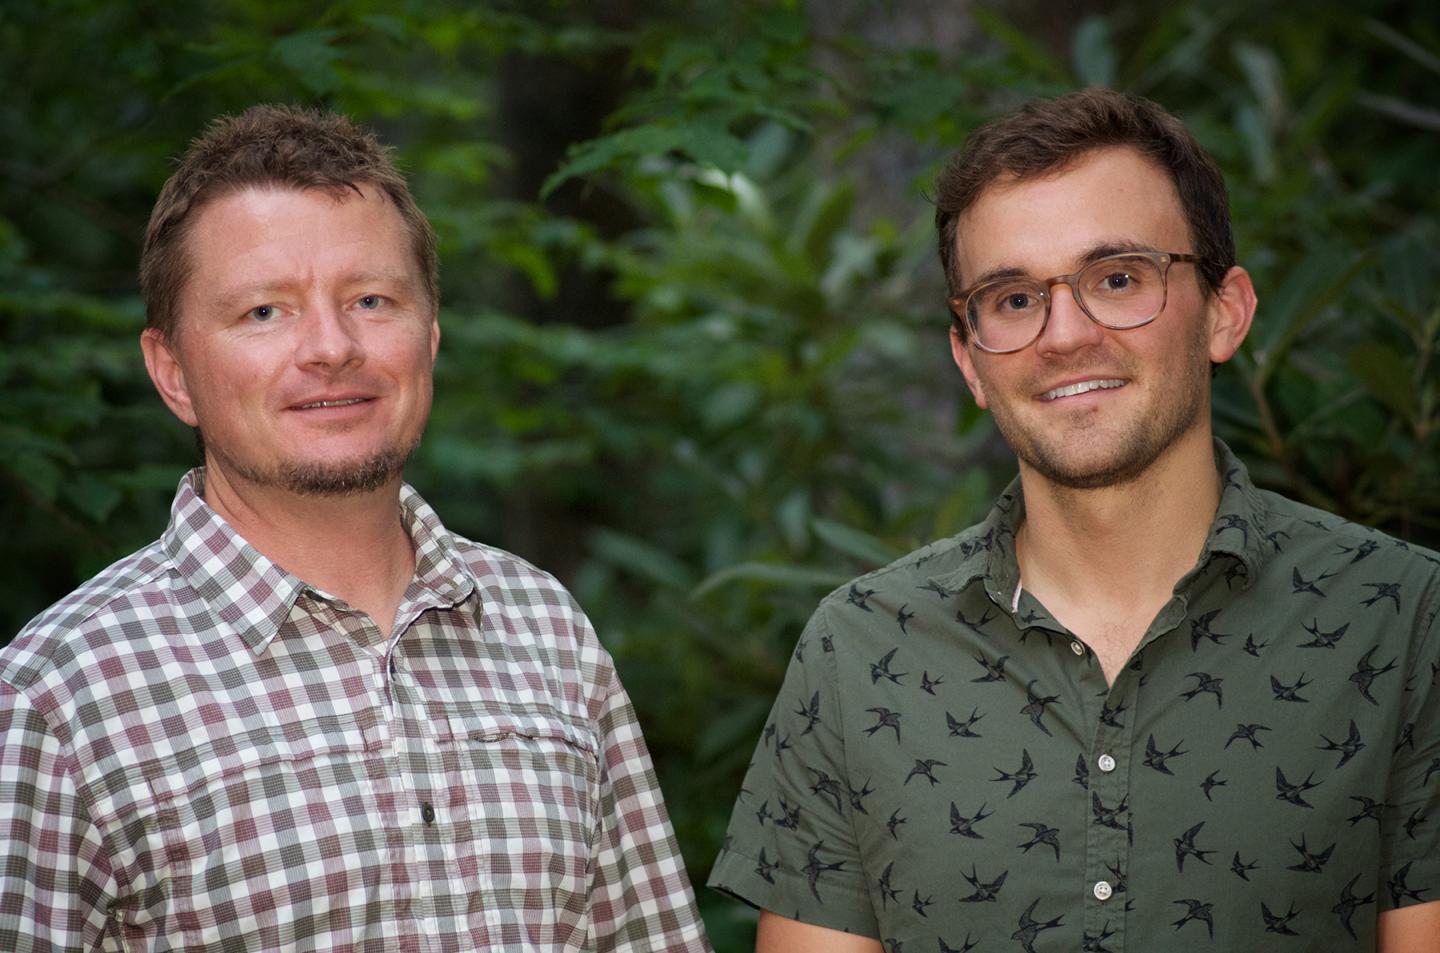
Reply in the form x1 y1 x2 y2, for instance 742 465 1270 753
1007 429 1162 492
207 441 419 497
1025 455 1152 491
1012 424 1200 492
276 455 408 496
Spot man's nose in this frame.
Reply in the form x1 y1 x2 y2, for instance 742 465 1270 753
294 301 364 370
1034 281 1104 357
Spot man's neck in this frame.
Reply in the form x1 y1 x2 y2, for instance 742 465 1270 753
1012 430 1221 675
200 466 417 639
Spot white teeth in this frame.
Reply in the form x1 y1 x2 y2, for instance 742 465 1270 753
1040 379 1125 401
300 398 366 409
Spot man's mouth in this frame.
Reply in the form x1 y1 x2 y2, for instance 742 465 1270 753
295 398 370 409
1039 379 1126 402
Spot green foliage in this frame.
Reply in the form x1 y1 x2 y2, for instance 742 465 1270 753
2 2 1437 949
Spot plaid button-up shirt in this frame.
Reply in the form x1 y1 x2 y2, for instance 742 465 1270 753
0 471 711 953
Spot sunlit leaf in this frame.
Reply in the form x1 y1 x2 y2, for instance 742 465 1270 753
542 124 750 196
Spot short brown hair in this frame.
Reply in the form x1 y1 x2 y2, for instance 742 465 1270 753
934 88 1232 302
140 105 438 338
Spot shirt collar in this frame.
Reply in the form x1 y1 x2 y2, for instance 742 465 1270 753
161 469 478 655
398 481 478 611
934 439 1271 600
1201 439 1270 588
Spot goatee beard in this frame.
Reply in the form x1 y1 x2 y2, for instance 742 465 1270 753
203 435 422 497
276 444 416 495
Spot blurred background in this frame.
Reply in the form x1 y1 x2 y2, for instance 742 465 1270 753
2 0 1437 947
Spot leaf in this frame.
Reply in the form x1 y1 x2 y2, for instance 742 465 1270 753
1232 101 1274 183
1364 18 1440 76
1354 93 1440 133
810 517 900 566
971 8 1068 83
494 243 558 299
541 123 749 197
359 15 409 42
1253 250 1371 386
1346 343 1415 422
798 181 857 272
1072 16 1115 88
932 469 993 539
694 693 772 763
701 382 760 431
692 562 848 599
589 528 695 591
62 473 123 522
1232 41 1286 127
5 452 63 501
775 490 811 553
269 29 343 95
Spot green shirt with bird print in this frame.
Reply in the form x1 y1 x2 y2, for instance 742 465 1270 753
710 441 1440 952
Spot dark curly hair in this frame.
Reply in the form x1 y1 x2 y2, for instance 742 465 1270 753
934 88 1232 305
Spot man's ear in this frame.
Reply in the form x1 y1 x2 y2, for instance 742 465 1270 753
140 328 199 427
1207 266 1257 364
951 324 990 409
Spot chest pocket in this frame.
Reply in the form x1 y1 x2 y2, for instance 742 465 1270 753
433 708 602 945
114 711 391 946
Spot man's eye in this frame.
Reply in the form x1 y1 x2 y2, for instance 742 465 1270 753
357 295 384 310
247 305 278 322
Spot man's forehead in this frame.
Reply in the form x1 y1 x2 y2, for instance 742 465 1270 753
189 180 383 225
954 147 1188 276
178 184 421 307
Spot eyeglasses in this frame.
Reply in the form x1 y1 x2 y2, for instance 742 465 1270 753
948 251 1205 354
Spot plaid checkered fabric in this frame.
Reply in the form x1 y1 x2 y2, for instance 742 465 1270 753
0 471 711 952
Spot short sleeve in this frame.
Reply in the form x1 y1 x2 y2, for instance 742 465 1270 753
1380 587 1440 912
707 608 878 937
0 681 117 952
588 669 712 953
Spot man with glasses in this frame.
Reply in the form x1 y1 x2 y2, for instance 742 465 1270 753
709 88 1439 951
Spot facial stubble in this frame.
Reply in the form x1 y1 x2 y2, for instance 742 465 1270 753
202 430 424 496
982 317 1212 491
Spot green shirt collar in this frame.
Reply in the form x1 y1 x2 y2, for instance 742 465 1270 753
937 439 1271 604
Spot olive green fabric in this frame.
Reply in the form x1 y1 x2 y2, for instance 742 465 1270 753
709 441 1440 951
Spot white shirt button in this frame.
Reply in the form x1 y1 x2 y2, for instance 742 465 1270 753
1070 640 1085 656
1093 880 1113 901
1097 753 1116 773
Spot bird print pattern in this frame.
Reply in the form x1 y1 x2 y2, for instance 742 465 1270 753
709 448 1440 951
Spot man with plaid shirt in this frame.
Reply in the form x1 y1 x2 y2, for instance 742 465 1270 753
0 106 710 952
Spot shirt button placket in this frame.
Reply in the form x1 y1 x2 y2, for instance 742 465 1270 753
1086 678 1136 953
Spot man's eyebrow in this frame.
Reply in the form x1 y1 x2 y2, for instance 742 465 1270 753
965 264 1029 289
208 272 420 305
964 240 1162 289
344 270 421 290
206 280 298 307
1076 240 1157 265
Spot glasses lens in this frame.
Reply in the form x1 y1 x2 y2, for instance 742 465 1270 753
968 278 1047 351
1076 255 1166 328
